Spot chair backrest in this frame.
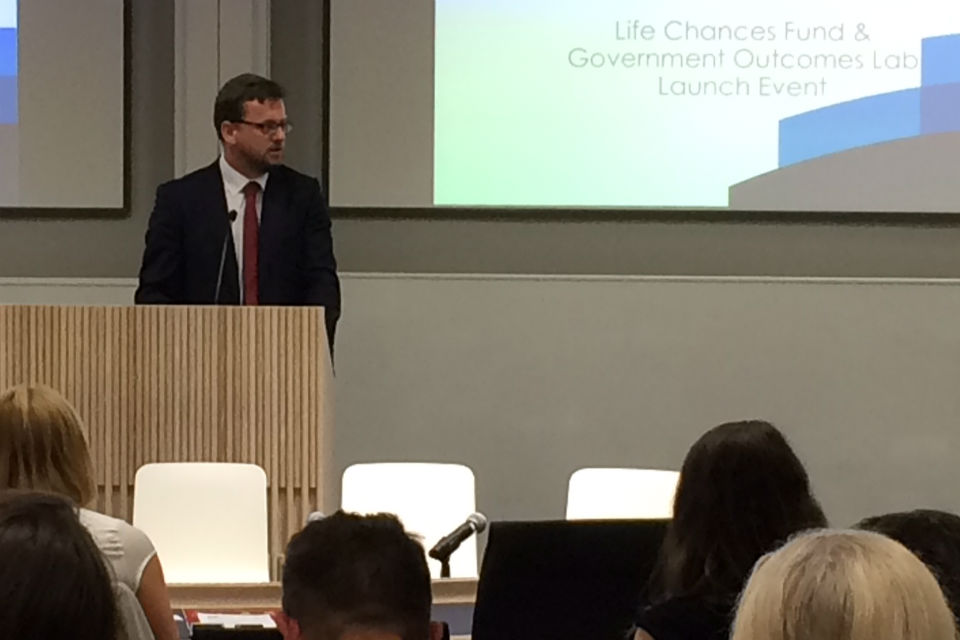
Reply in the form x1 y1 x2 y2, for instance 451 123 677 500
341 462 478 578
471 519 669 640
566 468 680 520
133 462 269 583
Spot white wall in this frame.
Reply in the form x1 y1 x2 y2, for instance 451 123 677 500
4 275 960 530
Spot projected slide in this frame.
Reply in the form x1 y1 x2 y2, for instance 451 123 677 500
0 0 17 203
0 0 124 210
434 0 960 211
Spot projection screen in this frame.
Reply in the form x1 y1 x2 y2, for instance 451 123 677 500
0 0 125 210
329 0 960 213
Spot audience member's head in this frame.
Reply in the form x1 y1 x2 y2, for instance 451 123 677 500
275 510 434 640
732 529 957 640
856 508 960 621
0 383 96 505
0 490 118 640
652 420 826 603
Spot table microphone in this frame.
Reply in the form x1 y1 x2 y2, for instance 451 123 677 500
214 210 238 304
429 512 488 561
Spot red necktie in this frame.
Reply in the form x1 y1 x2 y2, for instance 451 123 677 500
242 181 261 305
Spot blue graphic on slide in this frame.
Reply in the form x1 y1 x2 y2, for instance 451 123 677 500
0 0 16 124
778 34 960 167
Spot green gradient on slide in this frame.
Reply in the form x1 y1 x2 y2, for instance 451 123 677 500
434 1 947 208
434 10 704 207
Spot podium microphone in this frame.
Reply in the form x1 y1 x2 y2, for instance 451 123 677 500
214 210 238 304
429 512 488 577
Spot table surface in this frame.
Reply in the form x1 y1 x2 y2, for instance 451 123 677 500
168 578 478 611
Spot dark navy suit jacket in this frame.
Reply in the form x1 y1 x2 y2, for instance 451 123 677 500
135 161 340 350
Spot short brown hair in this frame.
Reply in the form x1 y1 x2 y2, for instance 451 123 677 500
282 511 432 640
0 384 96 505
213 73 285 141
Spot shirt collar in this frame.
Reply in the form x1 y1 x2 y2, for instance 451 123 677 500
219 154 269 195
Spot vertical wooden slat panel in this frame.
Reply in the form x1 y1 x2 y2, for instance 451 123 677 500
199 308 208 461
302 313 312 523
145 306 155 465
224 309 234 460
13 307 23 383
160 306 171 461
206 308 217 461
171 307 180 462
268 308 280 567
80 308 92 505
312 311 321 497
285 311 295 537
317 310 324 496
27 306 37 382
254 314 266 482
208 308 218 461
58 307 69 398
188 307 198 462
102 309 114 513
96 308 106 511
35 306 46 382
245 311 255 463
0 306 7 383
0 305 330 579
119 308 130 518
294 312 304 525
278 314 287 488
132 309 142 482
8 308 15 382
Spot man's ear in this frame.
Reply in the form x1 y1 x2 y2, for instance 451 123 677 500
220 121 237 145
272 610 302 640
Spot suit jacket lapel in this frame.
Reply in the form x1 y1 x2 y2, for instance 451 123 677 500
201 161 240 304
259 169 284 272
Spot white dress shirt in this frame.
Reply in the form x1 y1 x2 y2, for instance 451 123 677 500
219 154 269 302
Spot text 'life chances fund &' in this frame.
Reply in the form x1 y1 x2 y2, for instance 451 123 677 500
567 21 918 97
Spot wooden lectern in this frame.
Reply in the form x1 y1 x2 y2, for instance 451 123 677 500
0 305 334 575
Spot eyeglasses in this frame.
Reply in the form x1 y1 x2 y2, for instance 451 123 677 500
236 119 293 136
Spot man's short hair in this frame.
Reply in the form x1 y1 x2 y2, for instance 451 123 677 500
282 510 432 640
213 73 285 140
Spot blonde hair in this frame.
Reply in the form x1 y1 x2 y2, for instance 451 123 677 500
0 384 96 505
732 529 958 640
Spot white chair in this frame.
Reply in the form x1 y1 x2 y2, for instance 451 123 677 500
565 467 680 520
133 462 269 583
341 462 478 578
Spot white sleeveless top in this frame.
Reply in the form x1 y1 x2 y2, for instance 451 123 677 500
79 508 157 592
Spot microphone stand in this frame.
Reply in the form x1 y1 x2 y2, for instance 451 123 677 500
214 210 238 303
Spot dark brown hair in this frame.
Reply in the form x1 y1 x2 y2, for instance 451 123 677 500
282 510 432 640
857 509 960 623
650 420 827 604
0 490 118 640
